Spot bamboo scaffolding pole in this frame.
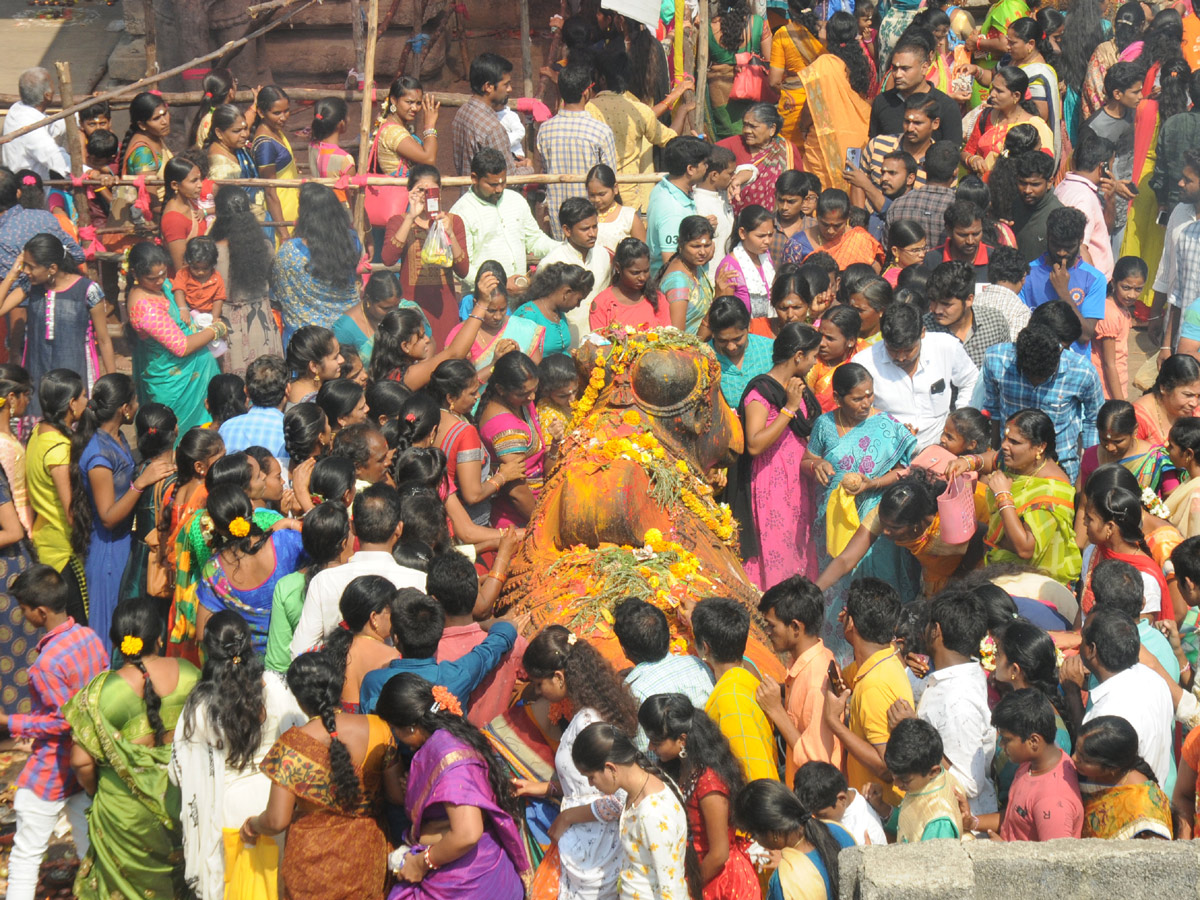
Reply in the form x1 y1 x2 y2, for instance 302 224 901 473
0 0 321 148
53 62 91 232
42 172 667 188
354 0 379 231
519 0 534 99
694 0 708 136
144 0 159 77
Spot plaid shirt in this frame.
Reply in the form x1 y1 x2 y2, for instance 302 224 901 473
218 406 288 468
536 110 617 220
10 618 108 800
0 205 84 289
706 665 780 781
626 654 715 750
450 96 531 177
924 304 1011 370
1168 219 1200 316
981 342 1103 481
884 183 956 249
973 283 1031 338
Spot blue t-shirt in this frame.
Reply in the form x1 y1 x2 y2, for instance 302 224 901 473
513 302 571 355
713 333 774 408
646 178 697 276
1018 256 1107 357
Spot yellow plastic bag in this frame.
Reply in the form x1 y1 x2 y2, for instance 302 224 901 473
420 218 454 268
825 484 861 558
223 828 279 900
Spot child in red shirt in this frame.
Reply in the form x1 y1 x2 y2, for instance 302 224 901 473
174 235 227 359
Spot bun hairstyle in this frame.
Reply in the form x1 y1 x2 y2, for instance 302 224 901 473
187 68 235 146
134 402 177 460
287 651 361 809
206 483 269 557
78 372 134 447
38 368 91 559
390 392 440 454
523 624 639 735
375 671 523 821
183 609 265 770
110 597 167 744
284 402 329 464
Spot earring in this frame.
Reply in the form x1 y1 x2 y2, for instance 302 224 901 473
679 746 687 759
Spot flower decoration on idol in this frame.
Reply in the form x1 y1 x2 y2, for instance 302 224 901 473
430 684 462 717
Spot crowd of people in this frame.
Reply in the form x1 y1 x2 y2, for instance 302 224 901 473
3 0 1200 896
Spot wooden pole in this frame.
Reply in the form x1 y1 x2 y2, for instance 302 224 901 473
519 0 534 99
53 62 91 231
695 0 709 138
355 0 380 234
350 0 367 87
43 172 668 188
144 0 159 78
0 0 320 148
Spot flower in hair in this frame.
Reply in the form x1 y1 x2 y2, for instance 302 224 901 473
430 684 462 716
228 516 251 538
0 397 6 409
978 634 996 672
566 632 578 647
21 175 35 186
147 426 156 434
405 412 417 423
314 112 324 119
121 635 144 657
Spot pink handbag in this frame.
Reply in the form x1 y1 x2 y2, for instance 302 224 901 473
731 52 778 102
363 126 409 228
937 474 977 544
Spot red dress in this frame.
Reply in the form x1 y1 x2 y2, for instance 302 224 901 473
686 768 761 900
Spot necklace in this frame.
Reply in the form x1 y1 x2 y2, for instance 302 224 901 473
628 770 651 809
1154 395 1171 441
1027 458 1049 479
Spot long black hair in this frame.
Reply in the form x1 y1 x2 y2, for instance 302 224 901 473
206 483 270 559
734 779 844 886
368 308 427 384
638 693 745 800
39 369 91 559
523 625 639 734
376 672 522 821
716 0 752 52
183 610 266 769
826 11 872 98
325 574 396 692
478 351 539 414
1074 714 1157 783
295 182 358 288
1058 0 1104 93
110 597 167 744
77 372 134 447
121 92 167 168
187 67 235 146
210 186 272 293
287 651 361 809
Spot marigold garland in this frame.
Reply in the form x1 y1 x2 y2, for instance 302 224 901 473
430 684 463 716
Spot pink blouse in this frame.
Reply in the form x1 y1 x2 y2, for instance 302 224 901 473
129 294 189 356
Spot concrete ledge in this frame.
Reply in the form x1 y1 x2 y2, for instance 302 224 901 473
839 839 1200 900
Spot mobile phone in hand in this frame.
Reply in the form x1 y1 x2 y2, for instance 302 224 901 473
828 660 847 695
845 147 863 170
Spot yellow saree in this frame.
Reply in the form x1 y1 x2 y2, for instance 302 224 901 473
797 54 871 192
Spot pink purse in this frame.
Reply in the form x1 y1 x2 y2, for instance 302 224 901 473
363 126 409 228
937 475 977 544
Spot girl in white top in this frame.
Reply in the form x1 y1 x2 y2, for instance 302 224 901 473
715 204 777 319
516 625 643 900
587 164 646 256
169 611 306 899
572 720 692 900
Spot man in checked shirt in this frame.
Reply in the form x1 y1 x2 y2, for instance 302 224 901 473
0 565 108 900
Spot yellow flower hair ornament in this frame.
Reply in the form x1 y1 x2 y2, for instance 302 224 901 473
228 516 251 538
121 635 144 657
430 685 463 717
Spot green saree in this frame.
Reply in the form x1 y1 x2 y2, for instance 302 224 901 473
63 664 201 900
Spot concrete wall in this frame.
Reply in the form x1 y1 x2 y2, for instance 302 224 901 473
838 839 1200 900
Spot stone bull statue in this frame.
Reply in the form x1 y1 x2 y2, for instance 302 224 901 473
498 328 784 681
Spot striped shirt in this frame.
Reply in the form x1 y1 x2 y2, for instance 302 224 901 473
9 618 109 800
862 133 927 189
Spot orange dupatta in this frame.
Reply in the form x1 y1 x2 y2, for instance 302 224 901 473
797 54 871 192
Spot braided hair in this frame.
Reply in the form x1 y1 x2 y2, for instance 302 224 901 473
376 672 523 821
571 721 702 900
110 597 167 745
183 610 265 770
287 651 361 809
523 625 639 735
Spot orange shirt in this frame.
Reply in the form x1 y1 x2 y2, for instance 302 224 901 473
174 268 227 314
783 640 844 785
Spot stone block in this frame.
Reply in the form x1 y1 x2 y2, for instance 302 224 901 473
839 841 974 900
107 37 148 83
123 0 146 34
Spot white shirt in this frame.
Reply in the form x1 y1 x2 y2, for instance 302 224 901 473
852 332 979 450
693 187 734 263
1154 200 1200 304
290 550 425 658
1083 663 1174 788
536 240 612 347
840 789 888 846
916 661 998 814
1 100 71 181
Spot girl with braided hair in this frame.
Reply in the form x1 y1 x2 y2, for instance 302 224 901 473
170 610 305 899
517 624 640 899
64 596 200 899
376 672 530 898
244 650 400 900
571 720 696 900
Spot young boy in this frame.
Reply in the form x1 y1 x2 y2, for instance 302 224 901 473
0 564 109 900
84 129 119 230
756 575 842 783
693 143 737 261
795 760 887 846
692 595 781 781
175 235 227 359
984 689 1083 841
77 100 112 156
870 717 963 842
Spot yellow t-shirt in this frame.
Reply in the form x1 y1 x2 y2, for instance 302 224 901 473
705 665 781 782
844 646 914 807
26 426 73 571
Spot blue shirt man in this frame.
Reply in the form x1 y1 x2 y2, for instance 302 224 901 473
646 136 712 275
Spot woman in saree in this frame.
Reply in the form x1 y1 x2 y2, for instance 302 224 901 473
377 672 530 900
64 597 201 900
806 305 861 413
879 0 924 73
1082 2 1146 123
478 351 544 530
446 262 545 387
334 271 403 366
241 651 400 900
126 241 224 436
1076 401 1176 545
1074 714 1173 840
159 157 208 273
252 86 300 243
1166 418 1200 539
708 0 772 139
381 166 470 348
730 322 822 589
967 0 1030 107
307 97 356 208
768 0 823 146
796 12 873 193
1002 18 1063 163
980 408 1082 585
962 67 1055 179
658 215 722 336
802 363 920 658
118 92 172 219
717 103 795 215
1133 354 1200 446
206 104 267 224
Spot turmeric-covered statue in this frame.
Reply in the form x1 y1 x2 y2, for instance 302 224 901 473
499 328 782 679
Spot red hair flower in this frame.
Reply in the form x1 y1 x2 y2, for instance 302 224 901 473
404 412 417 423
21 175 35 186
431 685 462 716
314 112 324 120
